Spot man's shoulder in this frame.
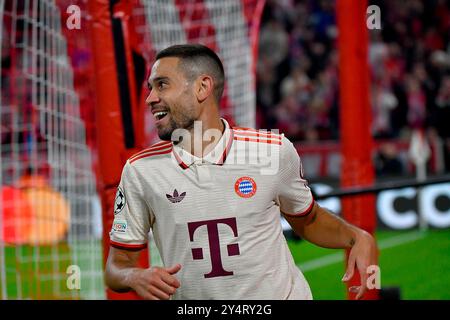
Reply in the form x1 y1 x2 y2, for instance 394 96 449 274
231 126 285 146
127 141 173 165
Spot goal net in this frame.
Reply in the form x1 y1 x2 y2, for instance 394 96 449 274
0 0 104 299
0 0 264 300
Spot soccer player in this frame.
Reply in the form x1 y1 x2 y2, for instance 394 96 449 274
105 44 377 300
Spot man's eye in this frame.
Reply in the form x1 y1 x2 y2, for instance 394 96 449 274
158 82 166 89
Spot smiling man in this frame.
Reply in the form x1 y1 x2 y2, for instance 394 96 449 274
104 44 377 300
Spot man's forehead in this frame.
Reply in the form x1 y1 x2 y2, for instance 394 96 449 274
148 57 180 81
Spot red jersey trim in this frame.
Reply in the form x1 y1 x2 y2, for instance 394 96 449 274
216 129 234 165
129 142 172 161
282 200 315 217
110 240 148 251
233 136 282 145
129 148 172 164
131 144 172 159
233 129 282 140
173 150 189 169
149 140 171 148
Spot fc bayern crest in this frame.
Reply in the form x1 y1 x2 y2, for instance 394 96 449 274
114 186 126 215
234 176 257 198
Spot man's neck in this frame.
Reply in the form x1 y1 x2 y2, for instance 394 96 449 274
179 117 225 158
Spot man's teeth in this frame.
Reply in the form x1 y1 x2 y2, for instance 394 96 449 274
154 111 168 120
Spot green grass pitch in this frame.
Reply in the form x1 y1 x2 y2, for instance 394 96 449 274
288 229 450 300
1 229 449 299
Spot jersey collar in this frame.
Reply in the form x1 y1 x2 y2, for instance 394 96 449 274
172 118 234 169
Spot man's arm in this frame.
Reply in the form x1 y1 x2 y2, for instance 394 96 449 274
283 202 378 299
105 246 181 300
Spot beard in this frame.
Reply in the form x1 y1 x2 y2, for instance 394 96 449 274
156 111 195 141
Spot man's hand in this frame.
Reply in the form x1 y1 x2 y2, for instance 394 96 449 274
283 204 379 299
128 264 182 300
342 231 378 300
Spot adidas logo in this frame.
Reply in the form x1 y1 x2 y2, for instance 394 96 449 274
166 189 186 203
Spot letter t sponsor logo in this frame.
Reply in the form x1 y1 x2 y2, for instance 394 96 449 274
188 218 240 278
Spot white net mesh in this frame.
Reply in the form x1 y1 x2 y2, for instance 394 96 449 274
0 0 104 299
134 0 262 142
0 0 264 300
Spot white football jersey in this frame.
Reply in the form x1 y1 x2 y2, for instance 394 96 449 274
110 119 315 299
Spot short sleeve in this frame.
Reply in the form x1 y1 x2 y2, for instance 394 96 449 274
109 160 152 250
277 136 314 217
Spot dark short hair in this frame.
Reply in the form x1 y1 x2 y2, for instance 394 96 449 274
155 44 225 103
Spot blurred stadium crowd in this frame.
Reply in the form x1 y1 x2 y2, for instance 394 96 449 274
2 0 449 179
256 0 450 175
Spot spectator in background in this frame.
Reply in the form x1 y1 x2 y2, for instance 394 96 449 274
18 166 70 245
375 142 404 176
259 19 289 66
280 65 311 101
272 93 304 140
256 0 450 173
436 75 450 110
257 16 290 128
275 65 312 139
434 75 450 170
406 74 427 130
371 73 398 138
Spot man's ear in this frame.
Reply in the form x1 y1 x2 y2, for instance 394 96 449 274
195 75 214 103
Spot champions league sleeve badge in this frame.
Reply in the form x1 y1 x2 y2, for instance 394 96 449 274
114 186 126 215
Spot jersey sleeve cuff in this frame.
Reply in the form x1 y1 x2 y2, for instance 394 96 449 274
110 240 148 251
282 199 315 218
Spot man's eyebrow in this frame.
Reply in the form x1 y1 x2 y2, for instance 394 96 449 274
148 76 169 88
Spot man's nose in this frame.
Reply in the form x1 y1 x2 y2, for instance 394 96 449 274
145 89 160 106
